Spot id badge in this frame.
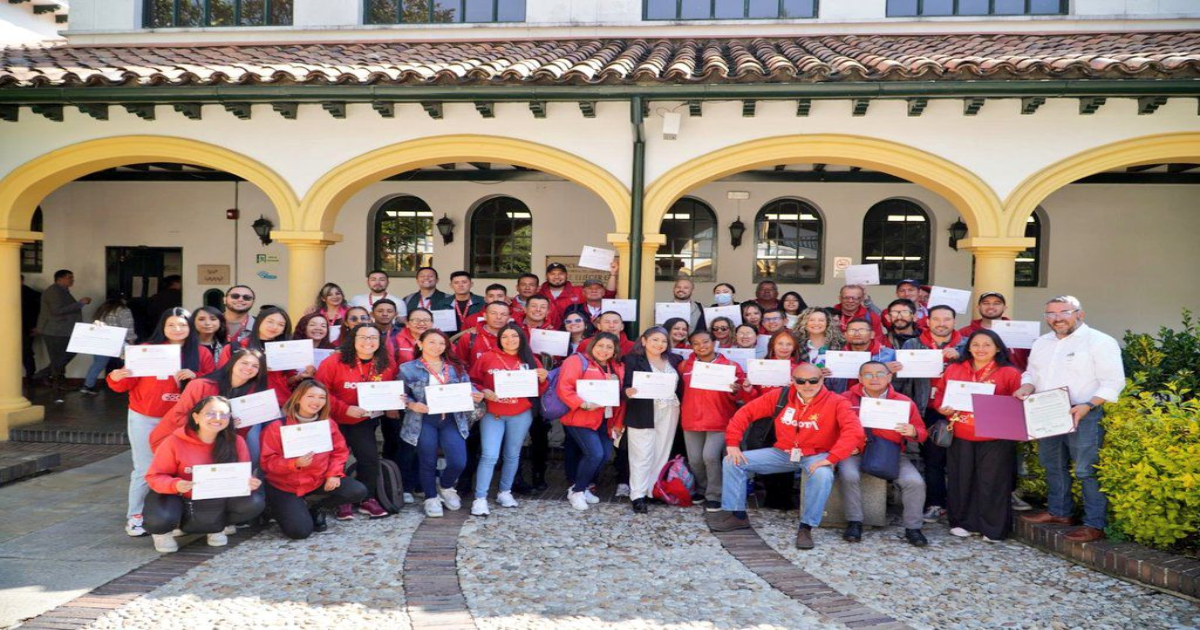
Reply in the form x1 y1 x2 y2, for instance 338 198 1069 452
790 448 802 462
781 408 796 423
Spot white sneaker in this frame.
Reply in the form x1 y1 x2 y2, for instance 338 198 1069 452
583 489 601 504
615 483 631 498
982 535 1002 543
223 525 237 535
424 498 444 518
471 498 490 516
437 487 462 511
151 534 178 553
496 491 519 508
206 533 228 547
169 528 185 537
125 516 146 537
949 527 972 538
403 493 415 504
922 505 946 523
568 491 589 511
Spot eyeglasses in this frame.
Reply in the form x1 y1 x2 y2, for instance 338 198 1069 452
763 317 783 322
711 326 729 332
228 293 253 301
860 372 890 380
356 335 381 342
203 412 231 420
1044 310 1080 320
409 318 432 325
794 377 822 385
347 316 372 322
888 310 913 317
564 318 584 324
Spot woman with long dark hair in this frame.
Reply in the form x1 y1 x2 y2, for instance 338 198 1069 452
315 283 349 343
337 306 373 346
219 306 308 404
781 291 808 329
663 317 691 349
562 311 594 361
80 293 136 394
292 312 335 350
557 333 626 512
621 327 683 514
740 302 764 333
192 306 228 363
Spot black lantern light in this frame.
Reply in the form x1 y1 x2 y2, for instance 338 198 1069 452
948 218 968 251
436 214 456 244
729 217 746 249
251 215 274 246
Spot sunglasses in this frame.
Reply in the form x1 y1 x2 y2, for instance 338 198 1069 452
711 326 730 332
793 377 822 385
203 412 232 420
564 318 585 325
347 316 372 322
228 293 254 301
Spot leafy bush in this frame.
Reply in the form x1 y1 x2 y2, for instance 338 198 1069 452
1122 310 1199 400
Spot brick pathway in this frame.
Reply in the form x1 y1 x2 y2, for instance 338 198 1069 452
403 510 476 630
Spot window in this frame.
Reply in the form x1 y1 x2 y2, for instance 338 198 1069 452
20 208 42 273
145 0 293 27
645 0 816 20
754 198 823 283
862 199 931 284
656 198 716 281
366 0 525 23
1015 210 1044 287
373 196 435 276
469 196 532 278
886 0 1065 16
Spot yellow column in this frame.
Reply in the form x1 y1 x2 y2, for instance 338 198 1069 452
0 232 45 440
608 232 666 327
607 232 631 299
273 231 343 318
959 236 1035 316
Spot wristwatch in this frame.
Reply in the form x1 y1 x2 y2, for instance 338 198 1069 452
1082 401 1097 410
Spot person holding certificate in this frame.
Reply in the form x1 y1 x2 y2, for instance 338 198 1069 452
292 312 335 351
452 301 512 369
582 311 636 356
620 327 684 514
829 285 884 337
108 308 215 538
153 348 269 452
218 307 308 408
143 396 264 553
956 292 1029 371
78 294 136 395
398 330 484 518
192 306 229 364
380 307 434 505
557 333 626 511
260 381 368 539
315 324 400 521
826 318 898 394
763 329 803 368
792 308 844 369
538 259 618 317
468 324 548 516
933 329 1023 541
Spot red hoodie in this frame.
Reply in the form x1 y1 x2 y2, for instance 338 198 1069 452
146 426 251 499
831 305 884 336
843 384 927 446
581 332 636 357
917 328 963 353
678 354 756 432
259 415 350 496
725 387 865 464
469 349 548 416
538 282 616 317
957 318 1029 371
151 378 266 451
555 354 626 431
314 353 400 425
108 345 215 418
390 327 420 365
453 323 512 367
218 343 295 406
932 361 1023 441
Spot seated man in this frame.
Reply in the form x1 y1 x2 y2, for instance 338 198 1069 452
709 363 865 550
839 361 929 547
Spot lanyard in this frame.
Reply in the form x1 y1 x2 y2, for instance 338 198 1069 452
421 359 450 385
790 394 819 450
453 299 473 325
419 294 431 309
970 361 998 384
356 359 376 382
496 352 524 371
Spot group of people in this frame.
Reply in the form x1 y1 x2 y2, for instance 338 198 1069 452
88 259 1123 553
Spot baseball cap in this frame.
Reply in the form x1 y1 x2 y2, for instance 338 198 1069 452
896 279 921 289
978 291 1007 304
546 263 568 274
582 278 605 287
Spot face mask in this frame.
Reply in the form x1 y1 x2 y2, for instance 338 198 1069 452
714 293 733 306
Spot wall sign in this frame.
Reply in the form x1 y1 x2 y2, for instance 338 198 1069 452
197 264 231 285
832 256 853 279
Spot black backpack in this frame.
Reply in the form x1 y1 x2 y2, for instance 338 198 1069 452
741 386 792 451
376 459 404 514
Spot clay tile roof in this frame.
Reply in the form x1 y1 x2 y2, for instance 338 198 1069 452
0 32 1197 88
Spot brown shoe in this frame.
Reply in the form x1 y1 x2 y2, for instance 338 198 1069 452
1021 511 1073 526
795 526 815 550
708 511 751 532
1063 526 1105 543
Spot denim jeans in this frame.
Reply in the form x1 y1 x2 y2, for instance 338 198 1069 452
243 422 267 472
564 424 612 493
1038 407 1107 529
721 448 834 528
475 410 534 499
418 414 467 498
127 410 160 518
84 355 111 388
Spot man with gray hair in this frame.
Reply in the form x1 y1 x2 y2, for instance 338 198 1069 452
1014 295 1125 543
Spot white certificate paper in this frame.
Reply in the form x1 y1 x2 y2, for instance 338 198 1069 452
655 302 691 325
602 299 638 322
631 371 678 400
265 339 315 372
716 348 755 371
895 349 945 378
703 305 742 327
125 344 181 378
578 245 616 271
993 320 1041 350
690 361 737 392
493 370 539 399
825 351 872 379
425 382 475 415
942 380 996 413
530 329 570 357
229 390 282 428
577 379 620 407
1023 388 1075 440
313 348 337 366
670 348 693 361
845 264 880 286
67 323 127 358
280 420 334 459
859 397 912 431
747 359 792 387
191 461 252 501
357 381 407 412
929 286 972 317
432 309 458 332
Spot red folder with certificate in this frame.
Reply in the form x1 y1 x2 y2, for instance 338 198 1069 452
973 387 1075 441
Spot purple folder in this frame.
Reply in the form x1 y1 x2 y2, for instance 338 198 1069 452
972 394 1029 441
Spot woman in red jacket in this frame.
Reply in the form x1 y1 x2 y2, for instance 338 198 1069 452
143 396 265 553
292 312 335 350
314 323 400 520
934 329 1023 542
155 348 267 447
109 307 215 538
556 332 625 511
764 329 803 366
219 306 309 406
260 380 368 539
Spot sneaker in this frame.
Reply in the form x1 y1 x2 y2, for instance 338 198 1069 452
151 533 178 553
206 532 228 547
311 509 328 533
707 511 751 532
496 491 519 508
358 498 390 519
471 498 490 516
704 500 722 513
583 489 601 504
334 504 355 521
982 535 1002 543
615 483 631 498
905 529 929 547
169 528 185 537
922 505 946 523
949 527 972 538
438 487 462 511
568 491 590 511
125 515 146 537
1011 491 1033 512
402 493 415 505
79 386 99 396
795 525 815 550
424 498 444 518
223 525 237 535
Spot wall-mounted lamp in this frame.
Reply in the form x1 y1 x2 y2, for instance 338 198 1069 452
436 214 456 245
251 215 274 246
948 218 968 251
729 217 746 249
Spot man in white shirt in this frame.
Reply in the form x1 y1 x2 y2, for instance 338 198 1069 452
1014 295 1125 543
349 269 404 312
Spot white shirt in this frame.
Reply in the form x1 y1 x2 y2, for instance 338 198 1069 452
1021 323 1125 404
349 292 406 315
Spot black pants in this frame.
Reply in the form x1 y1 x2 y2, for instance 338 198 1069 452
761 473 797 510
22 333 35 378
42 335 75 380
525 414 551 480
455 421 482 495
142 490 265 535
339 418 381 497
265 479 368 540
947 439 1016 540
380 414 419 494
920 410 948 509
614 435 630 486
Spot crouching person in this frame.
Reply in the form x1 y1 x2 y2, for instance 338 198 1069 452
839 361 928 547
144 396 265 553
260 380 368 539
708 363 864 550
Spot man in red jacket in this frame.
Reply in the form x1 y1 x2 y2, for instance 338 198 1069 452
708 363 865 550
453 301 514 368
538 260 618 315
956 292 1029 371
831 284 884 336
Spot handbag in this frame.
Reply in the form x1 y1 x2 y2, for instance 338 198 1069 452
741 386 791 451
860 431 901 481
929 417 954 448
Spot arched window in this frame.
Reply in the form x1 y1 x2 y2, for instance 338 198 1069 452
20 207 43 273
1015 209 1046 287
655 197 716 281
862 199 931 284
469 196 532 278
754 198 823 283
372 195 434 276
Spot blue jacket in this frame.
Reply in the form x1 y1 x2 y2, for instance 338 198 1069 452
397 359 476 446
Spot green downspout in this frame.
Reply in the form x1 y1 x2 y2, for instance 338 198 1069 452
628 96 646 335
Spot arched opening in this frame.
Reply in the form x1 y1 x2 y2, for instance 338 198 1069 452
862 198 932 285
368 194 435 277
755 197 824 284
467 195 533 278
656 197 717 281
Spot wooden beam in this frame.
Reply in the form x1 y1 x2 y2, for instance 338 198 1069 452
578 101 596 118
1079 97 1107 115
1021 97 1046 115
688 100 702 117
122 104 155 120
372 101 395 118
852 99 869 116
963 97 986 116
271 102 298 119
77 103 108 120
795 98 811 117
474 102 495 118
173 103 202 120
1137 96 1168 116
528 101 546 118
742 100 755 117
0 105 17 122
31 104 63 121
907 98 928 117
422 102 443 119
223 102 252 120
321 102 346 119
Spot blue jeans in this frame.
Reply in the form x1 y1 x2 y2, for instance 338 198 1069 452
1038 408 1107 529
564 424 612 493
721 448 834 528
418 414 467 498
244 422 266 471
475 410 533 498
84 355 111 388
126 410 160 518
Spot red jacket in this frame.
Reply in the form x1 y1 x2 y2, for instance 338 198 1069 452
514 311 560 332
259 416 350 496
555 354 626 431
831 305 884 336
390 328 420 365
453 323 508 368
538 282 616 317
217 343 294 406
678 354 756 432
581 332 635 357
151 379 229 451
726 387 865 464
843 384 927 446
469 349 548 416
933 361 1023 441
108 345 215 418
146 426 251 499
916 328 963 352
957 318 1029 371
314 354 400 425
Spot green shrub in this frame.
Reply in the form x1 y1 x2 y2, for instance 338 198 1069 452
1122 310 1199 400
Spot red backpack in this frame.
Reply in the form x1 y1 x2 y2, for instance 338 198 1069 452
652 455 696 507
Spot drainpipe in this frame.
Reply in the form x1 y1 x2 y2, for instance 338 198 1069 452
628 96 646 335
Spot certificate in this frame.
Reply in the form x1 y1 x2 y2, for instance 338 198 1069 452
824 351 871 379
670 348 693 360
191 461 252 501
756 335 772 356
992 320 1041 350
845 264 880 286
655 302 691 325
493 370 539 399
125 344 181 378
229 390 282 428
929 286 971 317
67 323 127 358
578 245 616 271
747 359 792 387
357 381 407 412
602 299 638 322
716 348 755 371
432 309 458 332
280 420 334 459
1023 388 1075 440
859 397 912 431
942 380 996 413
530 329 570 357
577 379 620 407
631 372 678 400
690 361 737 392
425 382 475 415
265 339 314 372
973 388 1075 441
703 305 742 327
313 348 337 366
895 349 945 378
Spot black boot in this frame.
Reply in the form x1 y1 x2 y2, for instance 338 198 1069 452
311 508 328 533
843 521 863 543
511 475 533 496
905 528 928 547
531 472 548 493
631 498 648 514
